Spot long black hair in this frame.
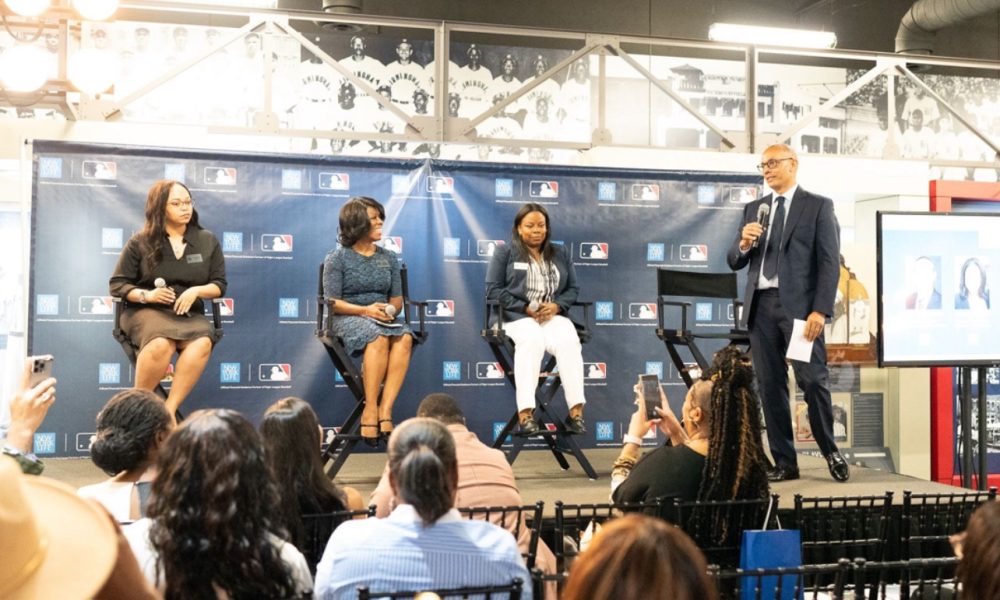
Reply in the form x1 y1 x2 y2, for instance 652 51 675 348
147 409 297 600
137 179 201 274
388 418 458 526
338 196 384 247
260 397 347 548
959 257 989 302
509 202 556 262
689 346 770 547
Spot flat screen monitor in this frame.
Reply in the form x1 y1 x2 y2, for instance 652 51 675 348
877 211 1000 367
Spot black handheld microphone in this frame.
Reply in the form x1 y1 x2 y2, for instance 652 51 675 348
751 203 770 249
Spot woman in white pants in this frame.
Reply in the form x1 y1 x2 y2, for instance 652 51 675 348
486 203 586 435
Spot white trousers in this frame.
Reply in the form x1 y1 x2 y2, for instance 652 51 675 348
503 315 586 413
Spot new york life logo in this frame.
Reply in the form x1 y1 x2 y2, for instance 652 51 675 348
222 232 244 253
426 299 455 318
442 361 462 382
102 228 123 250
39 157 63 179
695 302 714 322
220 362 241 383
36 294 60 316
595 301 615 322
33 432 57 455
259 363 292 382
595 421 615 442
647 243 665 262
279 298 300 319
98 363 121 385
597 181 616 202
164 163 186 182
495 178 514 198
645 361 664 378
443 238 461 258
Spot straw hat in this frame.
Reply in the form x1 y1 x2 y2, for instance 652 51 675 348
0 456 118 599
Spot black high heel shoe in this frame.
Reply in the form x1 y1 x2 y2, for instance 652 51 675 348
359 424 380 447
378 419 394 437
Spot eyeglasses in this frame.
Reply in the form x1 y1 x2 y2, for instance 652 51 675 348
756 157 794 173
168 199 194 208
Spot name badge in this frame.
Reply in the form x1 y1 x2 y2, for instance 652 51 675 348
186 254 204 264
376 259 391 268
513 262 529 271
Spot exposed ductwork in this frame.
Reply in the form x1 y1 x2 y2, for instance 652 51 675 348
321 0 363 31
896 0 1000 54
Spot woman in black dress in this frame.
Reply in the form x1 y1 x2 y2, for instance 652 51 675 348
110 180 226 417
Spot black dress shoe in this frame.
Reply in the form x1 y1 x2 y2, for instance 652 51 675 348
564 414 586 435
767 464 800 482
826 451 850 482
520 415 541 435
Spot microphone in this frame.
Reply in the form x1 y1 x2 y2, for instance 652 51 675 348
384 304 397 318
154 277 166 289
751 203 770 249
528 300 540 313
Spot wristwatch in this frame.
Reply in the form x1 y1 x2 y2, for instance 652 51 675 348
138 290 148 304
2 444 44 475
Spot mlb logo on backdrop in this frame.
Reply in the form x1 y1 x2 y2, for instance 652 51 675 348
595 421 615 442
628 303 657 320
216 298 235 316
529 180 558 198
102 228 123 249
477 240 504 256
580 243 609 259
426 300 455 317
442 361 462 382
584 362 607 379
631 183 659 201
98 363 121 384
443 238 461 257
76 432 96 452
33 433 56 455
281 169 303 189
427 176 454 193
82 160 117 180
695 302 714 322
595 301 614 321
220 362 241 383
680 244 708 261
476 362 504 379
79 296 113 314
645 361 664 378
164 163 186 182
205 167 237 185
261 234 293 252
319 172 349 190
647 243 665 262
39 157 63 179
381 236 403 254
597 181 616 202
278 298 299 318
36 294 59 316
222 232 243 252
495 178 514 198
259 363 292 381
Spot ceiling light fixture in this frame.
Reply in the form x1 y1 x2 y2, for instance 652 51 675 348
72 0 118 21
708 23 837 49
69 48 117 95
0 44 51 92
4 0 50 18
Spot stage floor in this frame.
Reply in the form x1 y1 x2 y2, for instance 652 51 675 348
44 448 963 516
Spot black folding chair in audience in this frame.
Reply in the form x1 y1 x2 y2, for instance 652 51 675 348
793 492 894 565
901 486 997 560
849 557 960 600
316 262 428 477
669 494 778 569
708 559 852 600
481 299 597 479
357 578 523 600
112 296 226 422
654 269 749 387
301 505 376 574
458 502 544 571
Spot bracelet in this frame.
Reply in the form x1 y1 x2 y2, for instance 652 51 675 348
623 434 643 447
138 290 148 304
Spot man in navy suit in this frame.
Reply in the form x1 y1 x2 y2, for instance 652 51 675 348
727 144 849 483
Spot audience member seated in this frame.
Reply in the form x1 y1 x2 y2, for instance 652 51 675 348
1 357 57 475
0 456 159 599
315 417 531 599
323 196 413 443
79 389 173 522
562 513 715 600
611 346 770 547
123 409 312 598
955 500 1000 599
260 397 366 548
109 180 227 417
370 393 556 594
485 202 587 435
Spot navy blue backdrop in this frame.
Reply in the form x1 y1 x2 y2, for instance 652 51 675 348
28 141 759 458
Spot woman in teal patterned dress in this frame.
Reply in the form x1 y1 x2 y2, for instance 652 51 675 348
323 197 413 444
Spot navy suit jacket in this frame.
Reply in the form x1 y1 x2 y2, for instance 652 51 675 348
726 187 840 329
485 243 579 322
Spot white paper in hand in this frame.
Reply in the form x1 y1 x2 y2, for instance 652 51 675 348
786 319 814 362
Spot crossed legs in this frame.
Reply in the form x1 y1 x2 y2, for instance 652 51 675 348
135 336 213 418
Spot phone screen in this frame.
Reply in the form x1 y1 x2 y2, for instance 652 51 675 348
640 374 660 420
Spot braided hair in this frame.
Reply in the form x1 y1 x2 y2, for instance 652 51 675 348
688 345 770 547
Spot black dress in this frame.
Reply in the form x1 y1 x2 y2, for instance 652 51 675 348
612 443 706 505
109 227 227 349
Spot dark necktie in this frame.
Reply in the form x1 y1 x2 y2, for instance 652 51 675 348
762 196 785 279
